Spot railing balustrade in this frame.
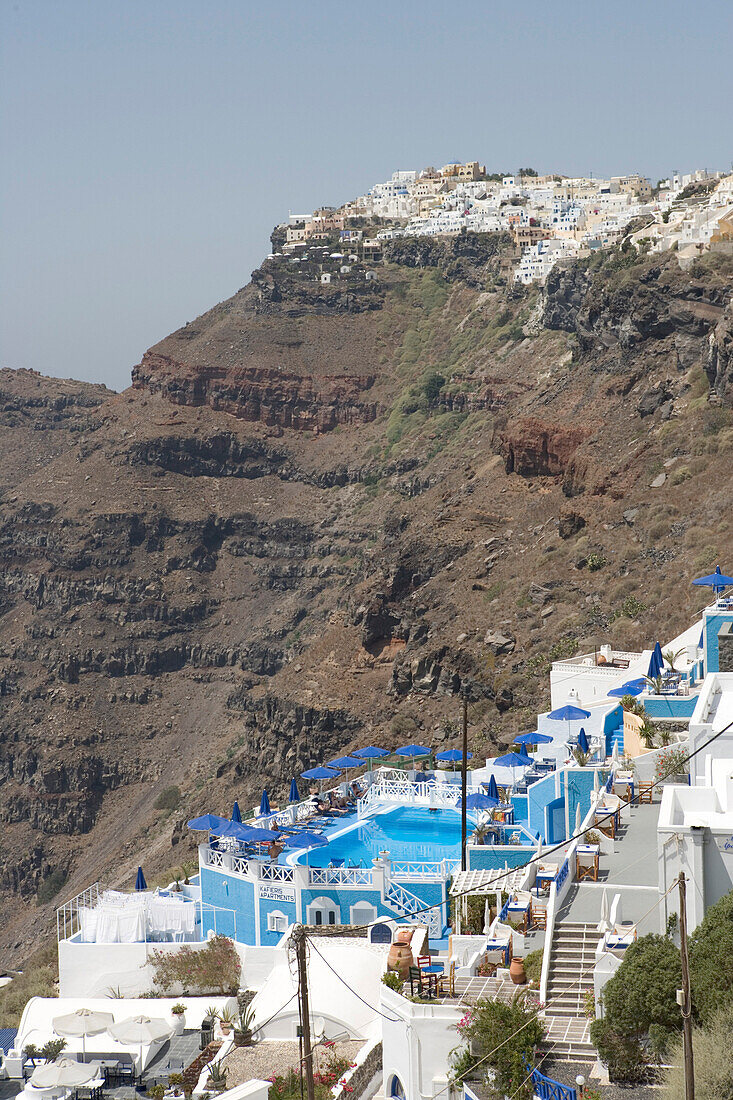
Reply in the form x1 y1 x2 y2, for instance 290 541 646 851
309 867 373 886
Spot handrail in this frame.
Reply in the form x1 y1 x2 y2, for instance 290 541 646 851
530 1067 577 1100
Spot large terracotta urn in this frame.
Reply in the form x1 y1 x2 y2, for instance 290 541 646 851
388 930 414 979
509 956 527 985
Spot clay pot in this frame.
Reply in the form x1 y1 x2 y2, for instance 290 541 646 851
387 941 414 980
395 928 413 945
509 957 527 985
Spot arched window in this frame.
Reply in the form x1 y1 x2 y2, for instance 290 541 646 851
350 901 377 926
388 1075 406 1100
267 910 288 934
306 896 339 927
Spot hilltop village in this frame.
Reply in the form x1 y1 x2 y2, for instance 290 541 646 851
274 162 733 286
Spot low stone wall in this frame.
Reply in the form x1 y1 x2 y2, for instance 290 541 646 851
332 1039 382 1100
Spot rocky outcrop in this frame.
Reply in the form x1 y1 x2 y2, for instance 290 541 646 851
705 302 733 405
500 417 589 477
382 231 512 287
132 354 379 431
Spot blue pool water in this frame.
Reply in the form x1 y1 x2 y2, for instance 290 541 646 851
294 806 463 867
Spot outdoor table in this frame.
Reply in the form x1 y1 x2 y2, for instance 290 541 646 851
484 939 511 966
507 902 530 932
535 863 558 888
576 844 600 881
606 931 635 956
594 805 619 837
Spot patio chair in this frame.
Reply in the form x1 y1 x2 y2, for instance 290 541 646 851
329 858 345 868
408 965 435 998
638 780 654 804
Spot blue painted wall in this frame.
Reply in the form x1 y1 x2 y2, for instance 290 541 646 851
565 768 596 832
527 773 558 839
200 866 254 942
704 611 733 674
258 896 297 945
468 847 534 871
546 796 566 844
645 695 698 719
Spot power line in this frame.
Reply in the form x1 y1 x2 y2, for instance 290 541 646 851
307 934 402 1022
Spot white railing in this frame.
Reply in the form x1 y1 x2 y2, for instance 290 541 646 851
259 863 295 883
309 866 374 886
385 879 442 938
57 882 102 942
358 777 474 817
231 855 250 876
390 859 459 880
206 849 226 869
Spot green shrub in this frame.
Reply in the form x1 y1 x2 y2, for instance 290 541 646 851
150 935 241 995
454 997 545 1098
587 552 608 572
37 868 68 906
592 933 682 1078
381 971 404 992
422 371 445 402
690 889 733 1024
523 949 543 986
664 1003 733 1100
155 785 181 811
0 942 58 1027
590 1018 647 1083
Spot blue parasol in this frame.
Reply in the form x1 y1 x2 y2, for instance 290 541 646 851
698 627 704 650
547 705 590 721
289 777 300 804
231 801 242 823
493 752 533 768
692 566 733 595
577 728 590 754
647 642 664 679
514 732 553 746
328 755 364 772
218 820 281 842
301 766 341 780
461 792 499 811
259 789 271 817
608 677 647 698
187 813 230 832
395 744 431 770
283 831 328 850
353 746 388 772
135 866 147 891
282 830 328 866
487 775 499 801
301 765 340 796
435 749 474 762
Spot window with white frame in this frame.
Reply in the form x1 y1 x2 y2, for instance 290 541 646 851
349 901 377 926
306 896 339 927
267 910 288 934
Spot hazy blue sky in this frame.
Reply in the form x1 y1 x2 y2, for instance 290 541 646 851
2 0 732 391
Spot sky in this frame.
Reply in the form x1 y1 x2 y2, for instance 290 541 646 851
1 0 732 392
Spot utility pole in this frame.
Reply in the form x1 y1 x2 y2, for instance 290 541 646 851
461 695 468 871
678 873 695 1100
294 926 316 1100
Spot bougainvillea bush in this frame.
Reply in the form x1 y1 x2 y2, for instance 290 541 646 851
268 1055 352 1100
149 935 241 995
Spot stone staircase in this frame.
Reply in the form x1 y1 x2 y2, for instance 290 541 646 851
541 921 597 1064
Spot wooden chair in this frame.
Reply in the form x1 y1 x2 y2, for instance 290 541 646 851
532 904 547 930
638 780 654 804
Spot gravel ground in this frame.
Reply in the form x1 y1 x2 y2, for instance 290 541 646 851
542 1060 663 1097
224 1039 365 1086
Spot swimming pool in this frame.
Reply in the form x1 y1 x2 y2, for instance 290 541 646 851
292 806 464 868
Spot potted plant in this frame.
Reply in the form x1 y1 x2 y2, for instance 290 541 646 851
233 1004 255 1047
171 1003 186 1035
206 1063 228 1093
218 1007 237 1037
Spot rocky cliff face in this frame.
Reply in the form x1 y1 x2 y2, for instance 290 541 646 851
0 239 731 966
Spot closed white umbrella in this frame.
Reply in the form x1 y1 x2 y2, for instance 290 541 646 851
31 1059 98 1089
612 740 620 764
53 1008 114 1062
593 768 601 796
483 897 492 935
598 887 610 933
108 1015 172 1073
575 802 582 834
